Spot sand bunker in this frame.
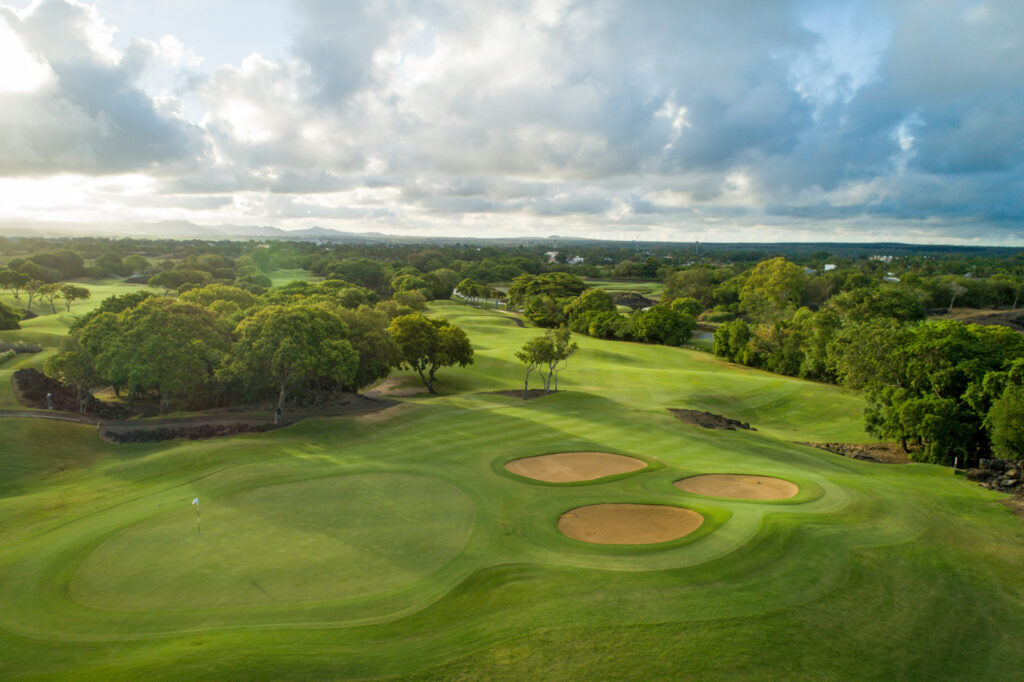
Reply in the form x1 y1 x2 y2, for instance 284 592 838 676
674 474 798 500
505 452 647 482
558 503 704 545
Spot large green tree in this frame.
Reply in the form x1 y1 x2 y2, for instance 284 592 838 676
387 314 473 394
0 270 29 300
225 304 359 414
632 306 695 346
739 257 806 321
45 335 100 413
60 284 90 312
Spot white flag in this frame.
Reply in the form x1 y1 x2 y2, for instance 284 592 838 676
192 497 199 505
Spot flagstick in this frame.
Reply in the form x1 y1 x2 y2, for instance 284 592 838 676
193 497 201 536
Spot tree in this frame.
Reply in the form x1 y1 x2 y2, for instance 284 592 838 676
524 294 570 327
37 282 62 314
669 296 703 317
739 257 806 321
989 386 1024 459
148 269 211 295
225 304 358 414
507 273 586 310
60 284 90 312
17 260 62 283
824 287 925 322
95 252 127 277
663 266 730 308
543 327 578 392
0 270 29 299
0 301 20 330
180 283 258 309
564 288 616 330
515 335 552 399
69 291 154 332
632 306 695 346
456 278 480 304
425 268 460 299
946 281 968 313
387 314 473 394
336 307 400 392
122 299 231 413
45 335 100 413
123 255 151 276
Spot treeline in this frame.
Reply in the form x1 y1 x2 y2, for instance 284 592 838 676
505 272 697 346
45 280 471 415
685 257 1024 465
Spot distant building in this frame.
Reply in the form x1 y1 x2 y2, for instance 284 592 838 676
870 255 894 262
823 263 836 271
545 251 559 263
883 276 900 283
567 256 585 265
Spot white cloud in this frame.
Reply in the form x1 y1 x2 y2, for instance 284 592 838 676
0 0 1022 243
0 15 52 92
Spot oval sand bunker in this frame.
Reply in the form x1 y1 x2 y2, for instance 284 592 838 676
674 474 799 500
505 452 647 482
558 503 704 545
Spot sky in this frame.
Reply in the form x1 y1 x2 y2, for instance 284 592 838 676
0 0 1022 244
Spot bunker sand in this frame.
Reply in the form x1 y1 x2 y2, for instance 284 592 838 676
505 452 647 482
675 474 799 500
558 503 704 545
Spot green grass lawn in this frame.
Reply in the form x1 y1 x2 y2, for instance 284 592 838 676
267 268 319 287
584 278 666 300
1 301 1022 679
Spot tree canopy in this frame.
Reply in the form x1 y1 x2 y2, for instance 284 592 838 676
387 314 473 394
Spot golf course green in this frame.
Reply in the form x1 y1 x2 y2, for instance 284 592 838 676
1 291 1023 679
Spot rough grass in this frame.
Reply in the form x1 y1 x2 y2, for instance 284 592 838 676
0 299 1022 679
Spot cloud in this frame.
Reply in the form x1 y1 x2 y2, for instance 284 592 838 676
0 0 201 176
1 0 1022 243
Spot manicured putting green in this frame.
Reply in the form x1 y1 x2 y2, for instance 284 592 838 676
505 452 647 482
674 474 799 500
558 503 704 544
70 473 476 610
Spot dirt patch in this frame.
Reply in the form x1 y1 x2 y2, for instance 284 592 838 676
558 503 704 545
488 389 558 400
612 292 657 310
505 452 647 482
669 408 755 431
929 308 1024 332
674 474 799 500
365 377 423 398
1001 497 1024 519
800 442 910 464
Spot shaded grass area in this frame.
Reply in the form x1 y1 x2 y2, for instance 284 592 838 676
0 299 1022 679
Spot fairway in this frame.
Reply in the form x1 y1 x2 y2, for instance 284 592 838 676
1 298 1023 679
